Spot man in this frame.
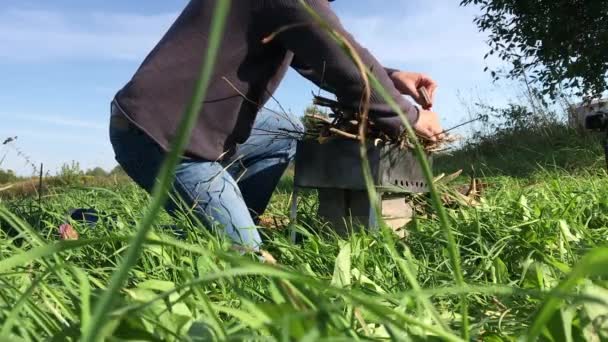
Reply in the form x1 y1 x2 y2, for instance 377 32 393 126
109 0 444 250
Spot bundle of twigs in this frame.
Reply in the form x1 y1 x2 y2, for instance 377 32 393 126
304 95 458 153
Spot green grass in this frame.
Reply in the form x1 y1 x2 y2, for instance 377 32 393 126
435 123 606 178
1 130 608 340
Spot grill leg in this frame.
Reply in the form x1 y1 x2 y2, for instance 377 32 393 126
368 194 379 231
289 188 299 243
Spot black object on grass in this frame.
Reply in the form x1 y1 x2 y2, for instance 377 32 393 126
68 208 101 227
66 208 187 239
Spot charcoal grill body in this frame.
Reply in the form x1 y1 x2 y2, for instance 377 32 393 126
294 139 429 191
290 139 431 240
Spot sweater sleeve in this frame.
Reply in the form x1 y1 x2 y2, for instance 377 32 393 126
265 0 418 137
290 57 400 94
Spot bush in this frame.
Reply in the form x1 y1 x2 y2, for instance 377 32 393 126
0 169 19 184
56 161 85 186
474 103 557 138
435 99 604 177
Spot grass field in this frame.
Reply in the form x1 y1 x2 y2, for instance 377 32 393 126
1 124 607 341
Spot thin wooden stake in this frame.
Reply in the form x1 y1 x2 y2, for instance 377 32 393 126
35 163 43 226
38 163 43 207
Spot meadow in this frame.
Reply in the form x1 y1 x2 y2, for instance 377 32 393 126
1 117 608 341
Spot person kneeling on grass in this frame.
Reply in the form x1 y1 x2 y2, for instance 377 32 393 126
109 0 444 251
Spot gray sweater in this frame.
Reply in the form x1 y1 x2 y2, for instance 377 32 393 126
114 0 418 160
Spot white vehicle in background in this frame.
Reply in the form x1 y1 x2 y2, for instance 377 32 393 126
569 98 608 130
571 97 608 170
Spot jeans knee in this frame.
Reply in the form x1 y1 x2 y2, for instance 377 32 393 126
287 119 303 161
259 110 304 136
274 120 299 161
287 115 304 135
285 137 297 161
257 112 302 160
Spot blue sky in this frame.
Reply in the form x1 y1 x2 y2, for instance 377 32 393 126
0 0 511 175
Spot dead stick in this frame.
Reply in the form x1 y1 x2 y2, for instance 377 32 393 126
38 163 43 207
262 23 313 44
329 127 359 140
305 114 333 125
418 87 432 108
433 115 484 138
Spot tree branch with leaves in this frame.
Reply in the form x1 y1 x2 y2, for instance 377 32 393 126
461 0 608 99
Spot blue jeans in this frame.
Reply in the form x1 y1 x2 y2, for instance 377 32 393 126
109 104 303 250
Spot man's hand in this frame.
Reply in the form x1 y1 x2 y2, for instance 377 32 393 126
390 71 438 109
414 109 444 142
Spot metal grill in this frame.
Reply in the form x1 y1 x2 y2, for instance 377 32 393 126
289 138 431 241
294 139 430 192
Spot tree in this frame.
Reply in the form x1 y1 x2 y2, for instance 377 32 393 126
0 169 18 184
461 0 608 99
85 167 108 177
110 165 127 177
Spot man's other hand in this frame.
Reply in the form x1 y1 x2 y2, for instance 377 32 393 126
414 109 444 142
390 71 438 109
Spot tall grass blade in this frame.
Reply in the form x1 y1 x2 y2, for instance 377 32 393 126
527 247 608 341
0 268 54 338
366 70 470 339
81 1 232 340
294 1 465 337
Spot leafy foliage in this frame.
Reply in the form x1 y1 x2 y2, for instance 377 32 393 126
460 0 608 98
474 103 557 136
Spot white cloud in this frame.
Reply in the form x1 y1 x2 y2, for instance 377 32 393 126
0 3 492 67
328 1 514 132
2 127 107 145
0 112 106 130
340 0 491 66
0 7 179 175
0 1 508 175
0 8 178 62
